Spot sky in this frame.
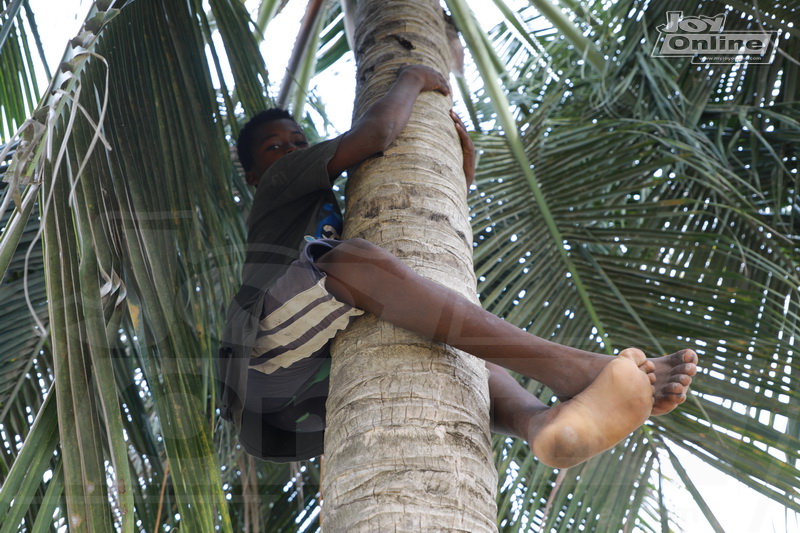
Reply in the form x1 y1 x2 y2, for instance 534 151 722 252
24 1 799 532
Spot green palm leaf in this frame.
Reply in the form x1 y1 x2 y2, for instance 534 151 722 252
461 0 799 529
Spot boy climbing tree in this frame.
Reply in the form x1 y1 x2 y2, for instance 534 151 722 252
218 63 698 470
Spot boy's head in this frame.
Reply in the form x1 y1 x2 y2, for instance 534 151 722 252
237 108 309 186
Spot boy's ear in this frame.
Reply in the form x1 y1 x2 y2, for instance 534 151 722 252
245 171 259 186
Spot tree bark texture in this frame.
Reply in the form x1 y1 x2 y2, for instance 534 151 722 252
321 1 498 531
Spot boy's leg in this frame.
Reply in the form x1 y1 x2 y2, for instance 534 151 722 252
316 238 698 415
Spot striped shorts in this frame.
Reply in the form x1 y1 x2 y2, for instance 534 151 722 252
245 238 364 411
238 238 363 461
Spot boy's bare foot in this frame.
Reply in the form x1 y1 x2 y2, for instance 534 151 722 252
547 348 697 417
528 349 654 469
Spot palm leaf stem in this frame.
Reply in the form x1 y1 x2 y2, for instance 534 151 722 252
656 458 669 533
196 7 238 135
491 0 549 63
28 459 63 533
46 131 115 531
526 0 606 75
577 245 665 353
314 13 349 74
2 2 122 237
208 0 270 118
254 0 284 39
290 2 325 117
21 0 50 79
277 0 326 110
72 138 135 530
0 0 25 51
0 389 58 529
0 332 45 422
663 443 725 532
0 183 37 280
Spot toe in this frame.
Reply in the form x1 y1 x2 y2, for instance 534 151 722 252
665 349 693 366
667 350 685 364
661 389 686 403
663 381 686 394
678 349 698 364
619 347 646 366
672 363 698 378
655 395 686 410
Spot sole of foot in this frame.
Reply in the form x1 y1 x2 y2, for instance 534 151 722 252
530 349 654 469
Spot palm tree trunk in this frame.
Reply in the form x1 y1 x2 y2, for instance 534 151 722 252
320 0 497 530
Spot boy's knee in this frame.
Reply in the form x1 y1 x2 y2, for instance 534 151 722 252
326 238 387 265
343 237 382 255
318 238 402 278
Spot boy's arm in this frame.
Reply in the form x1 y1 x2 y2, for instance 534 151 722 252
327 64 450 177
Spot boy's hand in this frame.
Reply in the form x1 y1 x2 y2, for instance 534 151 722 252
398 64 451 96
450 110 475 189
328 64 451 177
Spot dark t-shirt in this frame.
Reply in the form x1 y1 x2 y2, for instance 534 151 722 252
218 137 343 428
242 137 343 291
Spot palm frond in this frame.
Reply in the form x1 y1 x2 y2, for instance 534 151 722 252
462 0 799 529
0 0 324 529
0 0 46 141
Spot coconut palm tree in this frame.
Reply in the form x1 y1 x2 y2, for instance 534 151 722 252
0 0 797 531
320 0 497 529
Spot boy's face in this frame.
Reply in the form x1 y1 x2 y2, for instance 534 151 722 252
245 118 309 186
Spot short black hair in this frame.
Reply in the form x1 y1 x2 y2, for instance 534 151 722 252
237 108 295 171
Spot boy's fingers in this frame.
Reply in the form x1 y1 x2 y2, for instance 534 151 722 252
398 64 450 94
437 72 451 95
450 111 471 137
450 110 465 127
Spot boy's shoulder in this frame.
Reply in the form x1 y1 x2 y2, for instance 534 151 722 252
256 136 345 193
273 136 343 174
250 136 345 212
